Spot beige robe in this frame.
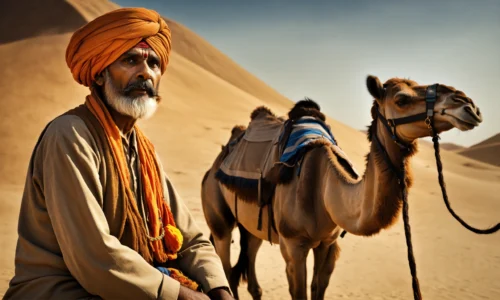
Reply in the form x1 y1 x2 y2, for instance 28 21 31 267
4 114 229 300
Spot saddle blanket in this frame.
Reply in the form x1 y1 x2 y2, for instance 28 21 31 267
280 116 337 165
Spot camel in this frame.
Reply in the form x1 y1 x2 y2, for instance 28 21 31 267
201 75 483 300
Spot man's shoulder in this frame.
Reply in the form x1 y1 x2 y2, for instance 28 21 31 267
41 114 95 148
43 114 88 137
28 113 101 175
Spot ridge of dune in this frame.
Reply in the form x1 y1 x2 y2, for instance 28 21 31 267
66 0 120 21
162 19 293 109
0 0 87 44
454 133 500 166
466 133 500 149
457 142 500 167
439 142 464 151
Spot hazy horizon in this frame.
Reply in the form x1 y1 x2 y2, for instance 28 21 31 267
114 0 500 147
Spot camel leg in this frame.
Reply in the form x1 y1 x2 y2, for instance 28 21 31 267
279 237 310 300
212 233 233 280
246 231 263 300
311 242 340 300
201 171 237 295
229 224 263 300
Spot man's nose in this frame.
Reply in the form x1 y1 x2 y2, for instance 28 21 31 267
136 61 153 81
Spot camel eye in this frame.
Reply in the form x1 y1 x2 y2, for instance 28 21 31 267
395 95 411 107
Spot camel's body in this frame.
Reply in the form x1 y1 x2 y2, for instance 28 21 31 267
201 76 483 299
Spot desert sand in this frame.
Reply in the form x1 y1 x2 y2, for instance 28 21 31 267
1 1 499 299
457 134 500 167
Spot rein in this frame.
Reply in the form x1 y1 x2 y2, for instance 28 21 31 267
374 84 500 300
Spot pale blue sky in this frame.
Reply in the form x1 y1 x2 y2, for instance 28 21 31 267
115 0 500 147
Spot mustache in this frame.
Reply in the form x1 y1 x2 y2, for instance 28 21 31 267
123 79 157 97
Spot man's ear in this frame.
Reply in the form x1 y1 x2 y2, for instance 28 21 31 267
366 75 384 101
95 72 105 86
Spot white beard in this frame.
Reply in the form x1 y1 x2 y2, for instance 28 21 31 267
103 71 158 120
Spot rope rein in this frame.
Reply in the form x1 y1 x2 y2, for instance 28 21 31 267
400 158 422 300
373 127 422 300
431 134 500 234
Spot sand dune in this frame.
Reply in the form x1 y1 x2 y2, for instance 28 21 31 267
467 133 500 149
457 133 500 166
0 0 87 44
439 142 465 151
458 142 500 167
1 1 499 299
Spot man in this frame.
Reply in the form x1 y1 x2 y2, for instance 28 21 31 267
4 7 232 300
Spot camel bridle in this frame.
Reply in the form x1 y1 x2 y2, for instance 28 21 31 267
377 83 439 150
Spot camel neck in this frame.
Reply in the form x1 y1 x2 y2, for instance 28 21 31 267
322 117 415 236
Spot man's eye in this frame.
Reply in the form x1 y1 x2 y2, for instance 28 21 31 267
125 58 136 64
149 60 160 69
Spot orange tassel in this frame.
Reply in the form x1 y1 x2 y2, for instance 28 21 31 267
165 224 183 253
168 268 199 291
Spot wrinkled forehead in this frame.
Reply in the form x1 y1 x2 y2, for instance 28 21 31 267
383 78 460 98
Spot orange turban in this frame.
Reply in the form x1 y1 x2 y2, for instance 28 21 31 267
66 7 172 87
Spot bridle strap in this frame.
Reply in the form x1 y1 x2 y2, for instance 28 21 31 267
377 84 440 148
388 112 428 126
425 84 438 129
373 130 404 181
376 110 398 140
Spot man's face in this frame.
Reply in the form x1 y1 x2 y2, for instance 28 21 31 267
100 45 163 119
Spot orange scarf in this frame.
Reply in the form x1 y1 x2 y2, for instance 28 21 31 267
85 88 198 290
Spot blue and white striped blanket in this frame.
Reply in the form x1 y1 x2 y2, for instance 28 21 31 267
279 116 337 165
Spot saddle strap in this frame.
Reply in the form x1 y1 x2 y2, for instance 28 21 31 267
234 193 238 223
256 185 278 245
256 203 277 245
268 199 274 244
257 206 263 231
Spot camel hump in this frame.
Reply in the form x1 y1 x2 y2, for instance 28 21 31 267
230 125 247 140
250 106 277 120
288 98 326 121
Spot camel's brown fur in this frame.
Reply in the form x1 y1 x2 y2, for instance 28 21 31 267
212 125 247 169
250 106 276 120
288 98 326 121
367 100 418 190
201 75 483 299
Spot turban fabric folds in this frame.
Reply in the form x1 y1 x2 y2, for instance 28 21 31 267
66 7 172 87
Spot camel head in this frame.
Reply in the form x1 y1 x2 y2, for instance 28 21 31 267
366 75 482 143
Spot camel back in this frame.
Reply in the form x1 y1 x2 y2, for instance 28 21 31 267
216 108 284 206
215 101 360 209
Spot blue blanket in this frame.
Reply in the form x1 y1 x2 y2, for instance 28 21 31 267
279 116 337 165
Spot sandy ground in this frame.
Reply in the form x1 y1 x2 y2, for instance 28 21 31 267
1 1 499 299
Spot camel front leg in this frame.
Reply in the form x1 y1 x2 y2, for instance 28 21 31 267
311 242 340 300
280 237 310 300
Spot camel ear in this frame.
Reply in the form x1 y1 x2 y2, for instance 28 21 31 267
366 75 384 101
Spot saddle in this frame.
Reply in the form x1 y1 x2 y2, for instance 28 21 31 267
215 101 360 242
216 107 284 206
